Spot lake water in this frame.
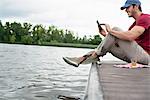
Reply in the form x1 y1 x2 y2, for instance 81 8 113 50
0 43 120 100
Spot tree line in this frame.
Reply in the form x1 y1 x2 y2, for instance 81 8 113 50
0 20 102 45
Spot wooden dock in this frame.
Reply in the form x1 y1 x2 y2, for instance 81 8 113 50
84 62 150 100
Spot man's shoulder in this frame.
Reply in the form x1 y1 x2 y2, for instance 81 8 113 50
136 13 150 29
140 13 150 19
138 13 150 23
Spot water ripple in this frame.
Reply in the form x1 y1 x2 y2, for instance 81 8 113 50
0 44 93 100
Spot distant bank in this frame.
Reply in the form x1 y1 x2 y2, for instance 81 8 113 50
0 42 98 49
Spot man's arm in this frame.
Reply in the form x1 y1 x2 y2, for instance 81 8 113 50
106 25 145 41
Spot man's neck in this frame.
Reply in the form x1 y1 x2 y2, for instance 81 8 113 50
133 11 142 20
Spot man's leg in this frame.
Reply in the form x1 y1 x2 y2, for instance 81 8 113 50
95 27 122 56
63 27 150 66
67 27 123 65
95 27 150 65
109 44 131 63
114 39 150 65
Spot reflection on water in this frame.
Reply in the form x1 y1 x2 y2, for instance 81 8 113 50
0 43 119 100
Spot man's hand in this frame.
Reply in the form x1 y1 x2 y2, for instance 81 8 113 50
97 21 107 37
98 23 112 36
105 24 112 33
99 29 106 37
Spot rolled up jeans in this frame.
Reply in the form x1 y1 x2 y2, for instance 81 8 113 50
86 27 150 65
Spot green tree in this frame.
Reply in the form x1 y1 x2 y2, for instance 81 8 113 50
0 20 103 45
32 24 46 44
0 21 5 41
10 22 23 42
81 35 89 44
9 35 16 43
22 23 32 35
3 22 11 42
90 35 102 45
63 30 75 43
21 35 33 44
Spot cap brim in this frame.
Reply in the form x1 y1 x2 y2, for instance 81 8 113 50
120 7 125 10
120 4 130 10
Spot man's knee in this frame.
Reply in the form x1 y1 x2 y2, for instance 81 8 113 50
112 27 123 31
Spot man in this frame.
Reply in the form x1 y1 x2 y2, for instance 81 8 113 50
63 0 150 67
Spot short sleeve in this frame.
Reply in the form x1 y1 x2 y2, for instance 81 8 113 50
136 14 150 29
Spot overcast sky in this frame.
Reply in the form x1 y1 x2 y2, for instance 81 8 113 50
0 0 149 37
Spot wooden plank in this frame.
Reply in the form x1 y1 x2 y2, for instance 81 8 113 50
98 63 150 100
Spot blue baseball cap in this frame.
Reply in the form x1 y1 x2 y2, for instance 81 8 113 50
121 0 141 10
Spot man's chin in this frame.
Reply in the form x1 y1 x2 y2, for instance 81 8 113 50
128 15 132 17
127 13 132 17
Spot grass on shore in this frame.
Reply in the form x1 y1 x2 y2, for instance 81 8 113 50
41 42 98 49
0 42 98 49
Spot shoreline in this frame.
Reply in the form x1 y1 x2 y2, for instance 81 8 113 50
0 42 98 49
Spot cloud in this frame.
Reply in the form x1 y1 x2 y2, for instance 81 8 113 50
0 0 29 18
0 0 149 37
0 0 49 18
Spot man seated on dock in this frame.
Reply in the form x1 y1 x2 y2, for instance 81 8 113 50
63 0 150 67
